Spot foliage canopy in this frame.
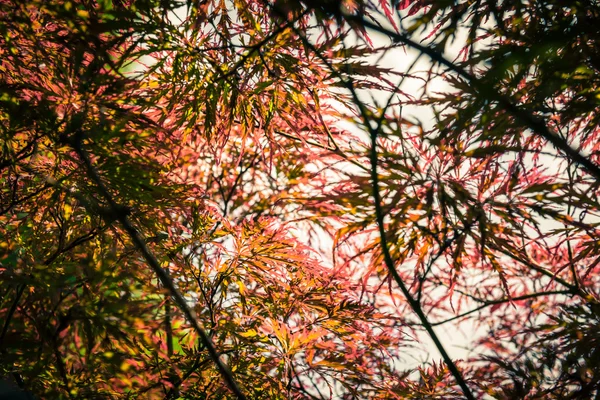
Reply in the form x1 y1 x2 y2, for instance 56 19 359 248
2 0 600 398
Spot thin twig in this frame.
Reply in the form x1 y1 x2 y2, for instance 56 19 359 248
274 130 369 172
431 289 572 326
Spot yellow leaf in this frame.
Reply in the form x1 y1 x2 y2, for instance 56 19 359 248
239 329 258 338
121 361 131 372
63 204 72 220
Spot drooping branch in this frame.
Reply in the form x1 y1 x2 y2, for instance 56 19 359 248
288 24 477 400
346 15 600 183
364 95 477 400
69 137 247 400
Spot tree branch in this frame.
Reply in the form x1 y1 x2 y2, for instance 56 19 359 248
288 24 477 400
70 139 247 400
0 285 26 352
365 96 476 400
347 15 600 183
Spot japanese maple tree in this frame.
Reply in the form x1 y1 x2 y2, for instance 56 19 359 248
1 0 600 399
